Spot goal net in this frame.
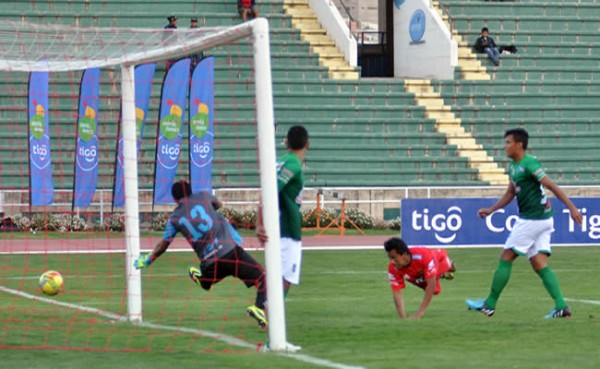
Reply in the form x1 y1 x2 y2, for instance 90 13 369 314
0 19 290 353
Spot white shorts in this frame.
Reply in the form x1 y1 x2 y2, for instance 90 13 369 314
280 238 302 285
504 217 554 258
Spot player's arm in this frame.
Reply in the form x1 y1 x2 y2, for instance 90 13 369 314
255 204 268 245
540 176 582 225
478 181 516 218
410 275 437 320
209 194 223 210
134 221 176 269
392 289 406 319
277 161 299 192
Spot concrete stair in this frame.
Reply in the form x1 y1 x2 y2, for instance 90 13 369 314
404 80 508 185
283 0 359 79
432 1 490 80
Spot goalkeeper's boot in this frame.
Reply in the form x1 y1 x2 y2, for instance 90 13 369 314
466 298 495 317
246 305 268 329
544 307 572 319
188 266 202 287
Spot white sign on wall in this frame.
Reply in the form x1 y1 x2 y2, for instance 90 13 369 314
393 0 457 79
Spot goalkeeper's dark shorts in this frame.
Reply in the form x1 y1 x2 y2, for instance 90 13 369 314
199 245 265 291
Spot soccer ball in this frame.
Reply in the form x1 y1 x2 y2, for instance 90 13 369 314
39 270 64 296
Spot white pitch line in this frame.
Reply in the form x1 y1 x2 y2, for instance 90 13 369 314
565 298 600 306
0 285 127 322
0 285 366 369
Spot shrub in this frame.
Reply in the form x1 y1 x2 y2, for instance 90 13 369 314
343 208 375 229
151 213 170 231
218 207 257 229
49 214 87 232
387 216 401 231
10 213 87 232
301 207 338 228
11 214 30 231
104 213 125 232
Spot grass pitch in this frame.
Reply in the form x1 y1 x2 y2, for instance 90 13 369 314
1 246 599 369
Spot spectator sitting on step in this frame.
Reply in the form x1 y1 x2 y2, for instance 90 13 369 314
474 27 500 66
238 0 258 22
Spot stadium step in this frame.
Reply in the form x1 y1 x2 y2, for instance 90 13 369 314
404 79 509 185
283 0 359 80
428 2 490 80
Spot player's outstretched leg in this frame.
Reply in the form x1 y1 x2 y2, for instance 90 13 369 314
246 305 268 329
466 298 496 317
188 266 202 286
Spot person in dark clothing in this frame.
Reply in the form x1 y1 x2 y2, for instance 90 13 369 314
164 15 180 71
134 180 268 329
189 17 204 70
474 27 500 66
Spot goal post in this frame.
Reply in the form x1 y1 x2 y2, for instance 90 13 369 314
119 18 288 349
0 18 289 352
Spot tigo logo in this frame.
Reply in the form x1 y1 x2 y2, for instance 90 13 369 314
411 206 462 244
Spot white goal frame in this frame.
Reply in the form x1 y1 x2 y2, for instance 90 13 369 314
0 18 288 352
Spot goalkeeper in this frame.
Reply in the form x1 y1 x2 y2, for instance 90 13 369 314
134 180 268 329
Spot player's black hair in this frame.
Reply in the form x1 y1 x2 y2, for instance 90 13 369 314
505 128 529 150
286 125 309 150
172 180 192 201
481 27 489 33
384 237 410 255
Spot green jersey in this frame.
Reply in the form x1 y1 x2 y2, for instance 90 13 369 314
509 154 553 220
277 153 304 240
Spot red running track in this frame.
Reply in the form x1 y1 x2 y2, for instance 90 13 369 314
0 235 391 254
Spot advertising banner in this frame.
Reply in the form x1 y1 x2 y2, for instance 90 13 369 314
73 68 101 208
113 63 156 207
28 71 54 206
153 59 191 205
401 198 599 246
189 57 214 193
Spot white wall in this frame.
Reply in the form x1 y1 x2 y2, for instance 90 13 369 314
393 0 457 79
310 0 357 67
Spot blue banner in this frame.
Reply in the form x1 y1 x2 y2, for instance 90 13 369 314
401 198 600 246
189 57 214 193
113 63 156 207
153 59 191 204
28 71 54 206
73 68 101 208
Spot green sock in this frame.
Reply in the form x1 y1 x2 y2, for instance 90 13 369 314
537 267 568 310
283 289 289 299
485 259 513 308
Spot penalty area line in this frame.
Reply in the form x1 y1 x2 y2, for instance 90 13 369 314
0 285 366 369
565 298 600 306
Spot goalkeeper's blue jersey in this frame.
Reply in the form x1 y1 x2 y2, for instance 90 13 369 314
163 192 242 264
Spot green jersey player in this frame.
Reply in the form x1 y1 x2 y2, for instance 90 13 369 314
277 125 309 296
466 128 582 319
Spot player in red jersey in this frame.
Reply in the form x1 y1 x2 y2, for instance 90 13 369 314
385 237 456 319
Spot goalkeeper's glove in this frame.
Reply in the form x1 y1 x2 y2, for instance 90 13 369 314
134 253 154 270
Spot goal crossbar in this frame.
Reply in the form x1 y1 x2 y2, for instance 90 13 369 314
0 19 257 72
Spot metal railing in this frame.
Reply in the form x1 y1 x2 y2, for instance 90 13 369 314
4 185 598 222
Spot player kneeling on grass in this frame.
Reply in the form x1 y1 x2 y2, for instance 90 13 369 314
385 237 456 320
134 180 268 329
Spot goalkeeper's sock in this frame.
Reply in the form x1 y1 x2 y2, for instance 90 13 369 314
537 266 568 310
485 259 513 309
254 275 266 309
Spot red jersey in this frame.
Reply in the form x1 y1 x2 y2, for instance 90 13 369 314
387 247 452 295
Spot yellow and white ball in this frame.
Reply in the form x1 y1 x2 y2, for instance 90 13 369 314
39 270 64 296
